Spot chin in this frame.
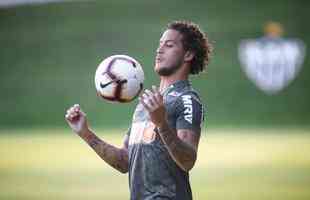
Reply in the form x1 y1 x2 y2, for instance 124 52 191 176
154 64 162 73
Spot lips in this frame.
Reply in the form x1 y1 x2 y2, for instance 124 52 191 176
155 56 162 62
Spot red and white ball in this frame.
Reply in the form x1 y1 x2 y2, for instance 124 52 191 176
95 55 144 103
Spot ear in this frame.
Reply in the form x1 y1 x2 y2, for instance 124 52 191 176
184 51 194 62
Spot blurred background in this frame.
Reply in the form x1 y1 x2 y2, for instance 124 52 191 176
0 0 309 199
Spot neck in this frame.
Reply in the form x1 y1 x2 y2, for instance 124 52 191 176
159 70 189 92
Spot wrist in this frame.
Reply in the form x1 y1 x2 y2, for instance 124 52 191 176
157 122 173 136
78 128 91 139
157 121 169 131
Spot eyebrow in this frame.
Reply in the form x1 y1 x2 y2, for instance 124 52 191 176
159 39 177 43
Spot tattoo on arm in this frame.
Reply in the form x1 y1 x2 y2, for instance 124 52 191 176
158 125 197 172
81 130 129 173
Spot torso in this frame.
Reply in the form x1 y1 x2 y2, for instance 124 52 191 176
128 80 204 200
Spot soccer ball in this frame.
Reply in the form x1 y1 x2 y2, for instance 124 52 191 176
95 55 144 103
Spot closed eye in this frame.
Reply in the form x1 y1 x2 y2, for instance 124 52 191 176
159 40 175 48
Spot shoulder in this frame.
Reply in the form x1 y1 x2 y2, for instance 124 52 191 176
164 85 204 112
174 88 203 110
165 84 202 103
173 89 205 134
178 90 202 104
169 86 204 116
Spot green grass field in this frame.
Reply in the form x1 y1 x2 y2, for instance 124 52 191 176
0 128 310 200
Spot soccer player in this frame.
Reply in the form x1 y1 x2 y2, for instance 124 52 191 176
65 21 212 200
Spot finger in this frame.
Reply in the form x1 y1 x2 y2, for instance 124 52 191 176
151 85 160 97
151 85 159 94
67 112 76 121
68 112 80 122
144 89 155 102
65 113 75 122
67 105 75 112
65 105 80 123
67 104 81 115
141 93 151 107
71 113 80 121
144 89 159 106
65 115 71 123
73 104 80 111
67 109 76 118
141 96 157 112
144 89 154 97
71 105 85 117
152 89 163 104
142 93 149 99
146 98 157 111
66 106 78 117
66 109 74 117
141 93 155 107
139 97 152 111
142 89 150 97
141 95 153 108
69 106 76 114
70 111 79 118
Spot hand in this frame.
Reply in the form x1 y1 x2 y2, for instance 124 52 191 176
65 104 89 136
139 86 168 128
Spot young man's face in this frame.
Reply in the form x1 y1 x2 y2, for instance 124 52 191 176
155 29 187 76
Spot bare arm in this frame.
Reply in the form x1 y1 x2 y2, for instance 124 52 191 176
65 104 129 173
157 124 199 171
80 130 129 173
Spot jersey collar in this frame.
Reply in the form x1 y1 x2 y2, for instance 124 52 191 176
161 80 191 96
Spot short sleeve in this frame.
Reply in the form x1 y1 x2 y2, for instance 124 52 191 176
175 92 204 134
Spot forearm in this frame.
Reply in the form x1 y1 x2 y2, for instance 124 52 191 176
158 123 197 172
79 129 128 173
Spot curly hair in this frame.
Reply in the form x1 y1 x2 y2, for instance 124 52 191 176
167 21 212 75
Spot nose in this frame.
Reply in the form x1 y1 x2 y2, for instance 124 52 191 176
156 44 164 54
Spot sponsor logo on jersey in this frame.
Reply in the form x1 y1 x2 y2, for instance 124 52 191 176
238 37 306 94
168 91 180 97
182 95 193 124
